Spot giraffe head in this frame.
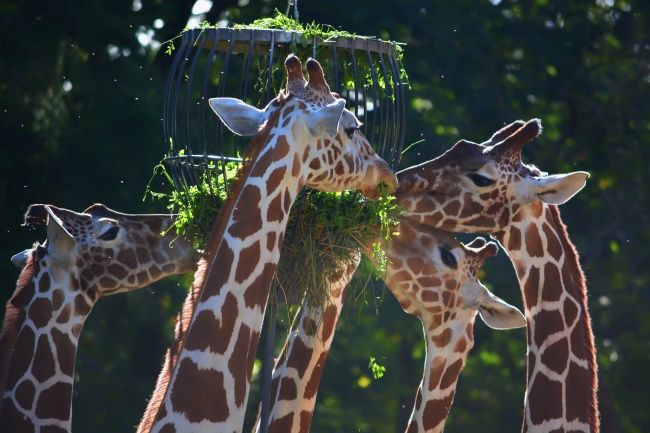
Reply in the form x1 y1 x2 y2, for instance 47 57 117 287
395 119 589 234
390 218 526 330
0 204 197 432
209 54 398 199
20 203 197 298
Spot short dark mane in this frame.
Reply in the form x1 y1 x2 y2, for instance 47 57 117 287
137 95 288 431
0 248 36 412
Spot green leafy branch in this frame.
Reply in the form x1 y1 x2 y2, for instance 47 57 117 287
368 356 386 379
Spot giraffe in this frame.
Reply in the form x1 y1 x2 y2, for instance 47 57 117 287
253 218 525 433
380 219 525 433
253 252 361 433
0 203 197 433
137 54 398 433
394 118 598 432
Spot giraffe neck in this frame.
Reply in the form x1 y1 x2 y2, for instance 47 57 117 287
494 202 598 433
255 253 359 433
142 122 315 433
406 318 474 433
0 247 94 433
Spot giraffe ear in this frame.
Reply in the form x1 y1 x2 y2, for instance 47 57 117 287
532 171 590 205
208 97 266 137
477 290 526 330
11 249 31 268
306 99 346 137
45 207 77 261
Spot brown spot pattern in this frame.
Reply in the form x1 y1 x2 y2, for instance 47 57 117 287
35 382 72 420
235 241 261 284
267 195 285 223
287 336 312 379
185 308 231 354
544 223 563 261
523 266 540 310
52 328 76 377
229 185 263 239
439 358 464 390
321 304 338 343
3 326 36 388
243 262 277 310
52 289 64 311
159 424 177 433
528 374 563 425
508 226 522 251
533 309 565 349
542 262 564 303
563 297 579 328
74 295 91 316
204 243 235 299
172 358 229 423
266 167 288 195
38 272 51 293
14 379 36 410
56 305 71 324
453 337 467 353
32 335 56 383
565 361 591 423
427 356 446 391
278 377 298 400
28 298 53 328
229 324 252 408
298 410 313 433
525 225 545 258
540 339 569 375
116 249 137 269
304 351 328 400
422 392 455 431
268 413 294 433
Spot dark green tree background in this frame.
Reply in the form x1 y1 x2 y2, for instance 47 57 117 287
1 0 647 432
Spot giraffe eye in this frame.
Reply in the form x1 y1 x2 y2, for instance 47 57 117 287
99 226 119 241
468 173 496 187
438 246 458 269
344 126 359 139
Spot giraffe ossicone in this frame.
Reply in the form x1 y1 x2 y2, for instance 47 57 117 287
0 203 197 433
138 54 397 433
395 119 598 433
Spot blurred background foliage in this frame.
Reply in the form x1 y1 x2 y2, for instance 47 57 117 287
1 0 648 432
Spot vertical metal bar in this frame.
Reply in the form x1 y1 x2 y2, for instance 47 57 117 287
259 301 278 433
350 43 359 119
265 30 276 106
174 31 198 199
242 30 255 103
184 29 207 190
377 51 392 163
332 40 339 92
365 40 379 151
388 53 406 169
199 29 220 204
162 30 187 195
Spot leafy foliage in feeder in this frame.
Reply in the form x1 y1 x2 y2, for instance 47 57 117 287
155 12 407 306
146 162 402 307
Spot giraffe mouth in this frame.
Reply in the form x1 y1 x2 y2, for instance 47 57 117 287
360 179 397 200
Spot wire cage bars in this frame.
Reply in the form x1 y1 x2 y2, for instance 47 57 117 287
163 27 406 203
